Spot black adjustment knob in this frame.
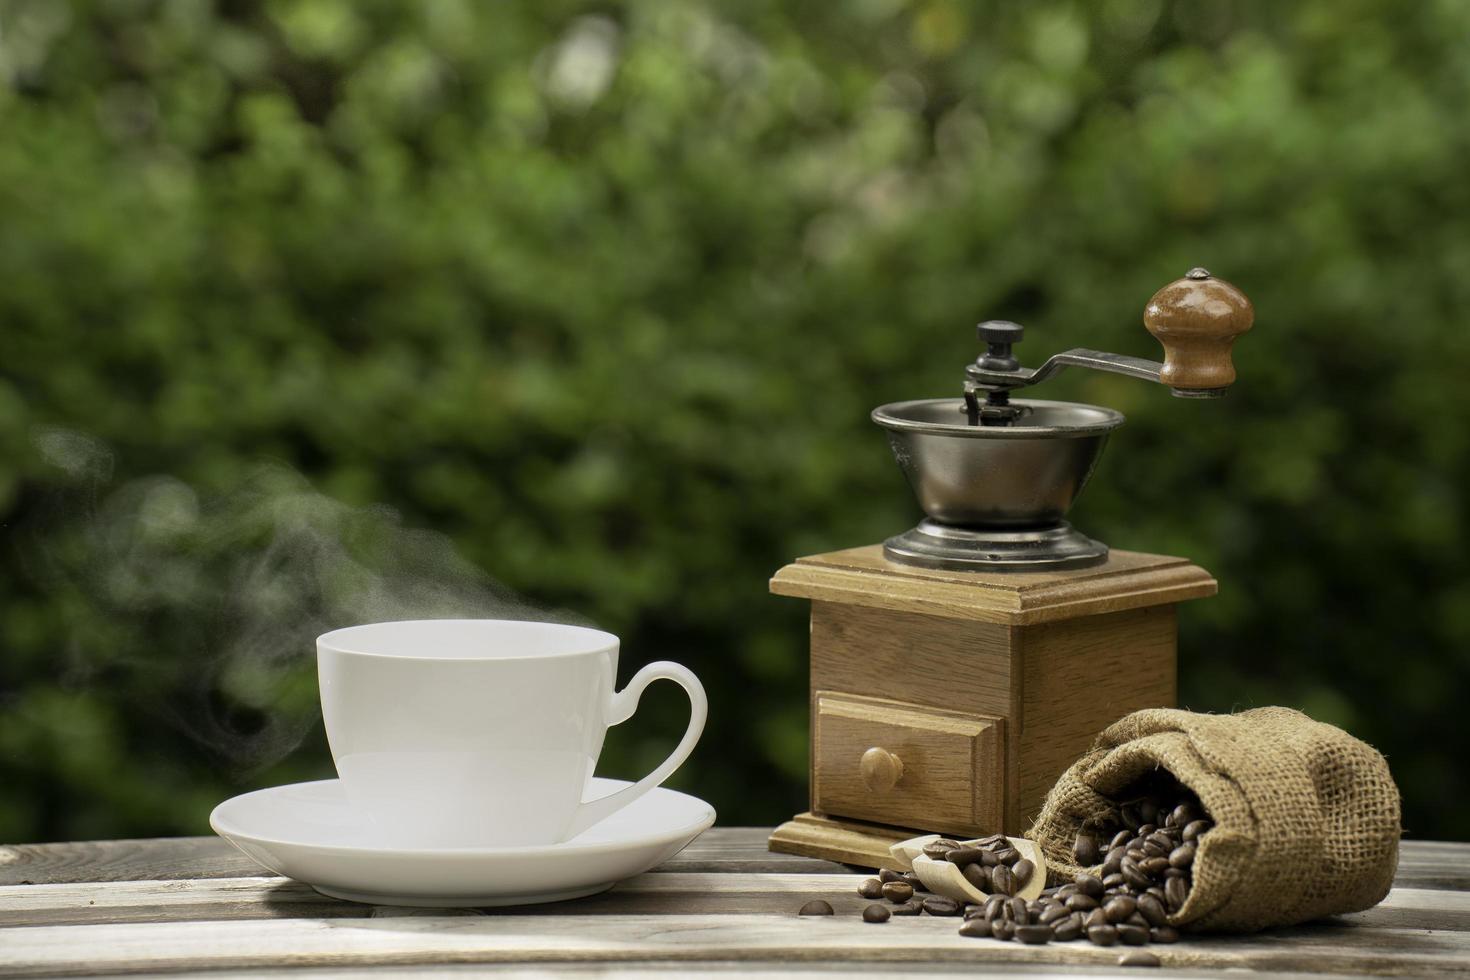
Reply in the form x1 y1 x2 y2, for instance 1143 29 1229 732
978 320 1024 346
977 320 1023 373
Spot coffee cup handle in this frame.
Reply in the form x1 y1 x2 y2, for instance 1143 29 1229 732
565 661 708 839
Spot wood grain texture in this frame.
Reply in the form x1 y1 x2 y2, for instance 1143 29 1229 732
812 693 1002 835
767 813 913 869
1 833 1466 977
0 829 845 888
3 888 1467 977
771 546 1216 626
1013 606 1177 830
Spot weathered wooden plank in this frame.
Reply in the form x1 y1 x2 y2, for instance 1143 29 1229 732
4 910 1470 977
4 866 1466 933
0 828 847 887
111 965 1398 979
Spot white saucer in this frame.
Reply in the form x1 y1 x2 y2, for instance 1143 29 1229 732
210 777 715 907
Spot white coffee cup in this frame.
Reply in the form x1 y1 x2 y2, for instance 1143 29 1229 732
317 619 707 848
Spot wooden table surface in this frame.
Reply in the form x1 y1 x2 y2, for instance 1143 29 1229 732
1 830 1466 977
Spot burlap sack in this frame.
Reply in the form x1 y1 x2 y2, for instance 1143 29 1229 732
1027 707 1400 933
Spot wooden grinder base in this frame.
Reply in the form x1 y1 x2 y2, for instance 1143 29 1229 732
766 545 1216 868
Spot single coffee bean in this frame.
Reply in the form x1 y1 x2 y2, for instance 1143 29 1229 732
1066 893 1099 912
1087 924 1119 946
902 871 926 892
1181 819 1211 842
862 904 891 923
1102 847 1126 876
991 864 1016 896
1074 873 1105 899
1117 923 1150 946
1120 803 1141 830
1015 924 1054 945
1140 856 1171 877
923 838 961 860
1163 867 1185 879
1054 919 1083 941
1074 831 1100 866
1118 950 1162 967
984 894 1007 918
1103 872 1126 890
945 846 985 868
1012 858 1035 886
958 918 989 938
798 900 833 916
858 878 883 899
878 868 902 883
980 848 1001 867
1136 893 1168 927
1141 840 1166 858
962 863 990 892
990 918 1014 940
1120 857 1152 891
1165 874 1188 913
1084 907 1109 928
1171 803 1200 827
890 901 923 916
1169 843 1195 869
1007 896 1029 924
881 881 913 903
1147 830 1174 849
1125 912 1150 928
1109 829 1132 849
1151 925 1180 943
922 895 962 917
1039 904 1071 925
995 847 1021 866
1103 895 1137 923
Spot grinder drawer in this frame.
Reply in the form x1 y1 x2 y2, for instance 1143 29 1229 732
812 691 1004 836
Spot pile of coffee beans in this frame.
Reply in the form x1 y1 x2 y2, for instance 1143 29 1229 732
799 778 1214 970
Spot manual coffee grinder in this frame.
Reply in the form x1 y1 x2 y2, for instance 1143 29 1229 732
768 269 1254 866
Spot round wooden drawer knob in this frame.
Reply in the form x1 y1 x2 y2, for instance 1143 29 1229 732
860 746 905 792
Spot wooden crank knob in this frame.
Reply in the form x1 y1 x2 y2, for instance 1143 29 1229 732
860 746 904 793
1143 267 1254 394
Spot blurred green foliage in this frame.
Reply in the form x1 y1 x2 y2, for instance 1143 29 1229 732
2 0 1469 843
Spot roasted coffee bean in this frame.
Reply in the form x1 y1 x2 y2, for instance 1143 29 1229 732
962 863 990 892
1169 843 1195 869
1074 873 1105 899
923 839 961 860
984 894 1007 918
1163 867 1185 879
1117 923 1150 946
878 868 902 883
1007 896 1029 924
1066 893 1099 912
1148 830 1174 849
863 904 891 923
1140 856 1171 877
991 864 1016 896
1182 819 1211 842
990 918 1014 941
881 881 914 903
1141 839 1166 858
1012 858 1035 886
1039 904 1072 925
1118 950 1162 967
1074 831 1100 866
1103 895 1137 923
890 901 923 916
1125 912 1150 928
1165 874 1188 913
1109 829 1133 849
798 900 834 916
1138 800 1159 826
1171 803 1200 828
1054 916 1083 942
902 871 924 890
1147 886 1167 901
1120 857 1152 891
1151 925 1180 943
1136 893 1168 927
1084 907 1109 928
980 848 1001 867
1120 803 1142 830
995 847 1021 866
958 918 989 938
1103 872 1126 890
1087 924 1119 946
1015 924 1054 945
945 846 985 868
1102 847 1126 876
922 896 962 917
858 878 884 899
1138 823 1158 840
